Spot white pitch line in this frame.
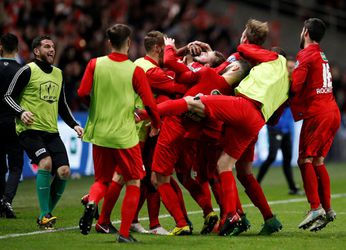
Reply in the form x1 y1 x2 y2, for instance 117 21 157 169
1 193 345 240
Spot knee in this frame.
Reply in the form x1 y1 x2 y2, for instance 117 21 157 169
235 161 253 176
57 165 70 179
312 157 324 166
151 172 158 189
112 172 124 185
297 157 313 166
217 153 234 173
126 179 140 187
38 156 53 172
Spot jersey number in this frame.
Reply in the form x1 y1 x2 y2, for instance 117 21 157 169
322 63 332 88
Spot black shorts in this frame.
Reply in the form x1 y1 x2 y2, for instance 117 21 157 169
18 130 69 170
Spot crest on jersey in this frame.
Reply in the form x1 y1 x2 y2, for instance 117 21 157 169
40 81 59 103
211 89 222 95
227 55 237 63
320 52 328 62
294 60 299 69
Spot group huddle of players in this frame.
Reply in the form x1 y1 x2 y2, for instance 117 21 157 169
77 17 339 243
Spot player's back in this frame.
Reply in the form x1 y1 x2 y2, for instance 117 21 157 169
0 59 22 117
184 67 232 97
291 44 338 120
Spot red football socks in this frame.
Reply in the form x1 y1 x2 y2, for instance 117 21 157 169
170 177 189 219
184 180 213 217
88 181 108 204
209 178 223 216
158 183 187 227
119 185 140 238
219 171 237 217
235 186 244 216
314 164 331 210
98 181 122 225
237 173 273 220
147 191 161 229
299 162 320 209
132 184 147 223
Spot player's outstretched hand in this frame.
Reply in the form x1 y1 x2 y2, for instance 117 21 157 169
164 36 176 48
20 111 34 125
74 125 84 138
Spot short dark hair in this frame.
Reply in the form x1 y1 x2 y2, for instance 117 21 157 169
31 35 53 51
106 24 132 50
304 18 326 42
144 31 164 52
245 19 269 45
271 46 287 58
0 33 18 53
210 51 226 67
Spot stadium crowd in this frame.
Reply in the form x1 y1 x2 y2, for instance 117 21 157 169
1 0 346 115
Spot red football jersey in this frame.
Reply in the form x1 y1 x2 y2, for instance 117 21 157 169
290 44 339 121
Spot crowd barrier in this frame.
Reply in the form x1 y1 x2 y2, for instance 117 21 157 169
21 112 302 178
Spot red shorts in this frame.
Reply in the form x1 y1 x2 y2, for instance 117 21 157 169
201 95 265 160
299 110 340 158
92 144 145 182
152 116 187 176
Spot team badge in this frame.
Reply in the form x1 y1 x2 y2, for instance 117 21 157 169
294 60 299 69
211 89 222 95
40 81 59 103
227 55 237 63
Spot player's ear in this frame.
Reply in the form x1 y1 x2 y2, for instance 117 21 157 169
232 65 240 71
107 39 112 49
33 47 40 57
304 28 309 38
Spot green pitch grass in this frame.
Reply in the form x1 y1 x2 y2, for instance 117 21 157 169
1 163 346 250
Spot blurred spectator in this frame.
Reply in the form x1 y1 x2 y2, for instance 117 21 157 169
1 0 345 114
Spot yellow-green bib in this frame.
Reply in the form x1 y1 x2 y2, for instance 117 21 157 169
134 57 157 142
235 55 289 121
16 62 62 134
83 56 139 148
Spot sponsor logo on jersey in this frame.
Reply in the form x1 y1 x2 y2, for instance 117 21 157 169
35 148 47 157
320 52 328 62
294 60 299 69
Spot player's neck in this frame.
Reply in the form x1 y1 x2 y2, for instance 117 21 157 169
1 52 16 59
146 53 159 64
111 47 128 56
304 41 319 49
